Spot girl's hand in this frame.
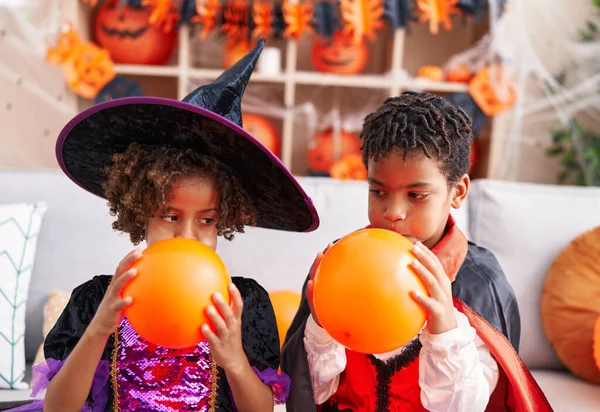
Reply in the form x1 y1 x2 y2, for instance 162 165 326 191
88 249 141 338
410 241 457 335
306 243 334 327
202 283 247 374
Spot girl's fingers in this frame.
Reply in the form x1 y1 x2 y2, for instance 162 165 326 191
206 305 228 336
110 268 137 297
228 284 244 319
115 249 142 277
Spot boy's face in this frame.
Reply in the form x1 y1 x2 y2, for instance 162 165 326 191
367 150 469 249
145 176 219 250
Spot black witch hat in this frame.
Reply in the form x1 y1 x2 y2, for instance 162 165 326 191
56 39 319 232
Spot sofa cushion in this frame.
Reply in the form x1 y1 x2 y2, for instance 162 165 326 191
0 202 47 390
468 179 600 370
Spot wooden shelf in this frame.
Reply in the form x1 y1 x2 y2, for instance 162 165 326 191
76 10 494 177
114 64 179 77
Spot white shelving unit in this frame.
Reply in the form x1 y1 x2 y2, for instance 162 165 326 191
71 0 495 177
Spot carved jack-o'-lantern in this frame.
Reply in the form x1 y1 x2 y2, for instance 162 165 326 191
94 0 177 65
242 113 281 158
308 129 362 174
311 32 369 75
224 41 253 69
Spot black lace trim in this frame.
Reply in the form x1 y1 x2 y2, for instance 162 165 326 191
368 338 422 412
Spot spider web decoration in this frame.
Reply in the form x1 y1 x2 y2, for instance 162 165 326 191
313 1 341 39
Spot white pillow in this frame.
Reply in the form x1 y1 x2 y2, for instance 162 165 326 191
0 202 47 389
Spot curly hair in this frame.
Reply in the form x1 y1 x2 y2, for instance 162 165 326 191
360 91 473 184
101 143 256 245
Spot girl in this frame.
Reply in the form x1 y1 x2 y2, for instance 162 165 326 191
18 39 319 412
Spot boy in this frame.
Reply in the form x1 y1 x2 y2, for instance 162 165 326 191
281 92 551 411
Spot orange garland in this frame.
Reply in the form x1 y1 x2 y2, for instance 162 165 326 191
416 0 460 35
193 0 222 39
221 0 250 44
283 0 313 40
340 0 384 45
252 1 274 40
143 0 180 33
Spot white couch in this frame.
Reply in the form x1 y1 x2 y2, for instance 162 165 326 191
1 169 600 411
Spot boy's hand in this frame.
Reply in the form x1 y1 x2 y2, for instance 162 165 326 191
410 241 457 335
306 243 334 328
88 249 142 339
202 283 247 374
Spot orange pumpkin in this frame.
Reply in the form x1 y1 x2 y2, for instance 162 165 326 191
447 65 473 83
308 129 362 174
469 64 517 116
417 65 444 81
242 113 281 158
311 32 368 75
94 0 177 65
330 153 367 180
224 40 253 69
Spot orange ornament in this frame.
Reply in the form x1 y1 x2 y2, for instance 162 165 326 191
417 65 444 81
94 0 177 65
313 229 429 354
311 32 368 75
446 65 473 83
469 64 517 116
330 153 367 180
62 43 116 99
122 238 231 348
308 129 362 173
242 113 281 158
269 290 302 348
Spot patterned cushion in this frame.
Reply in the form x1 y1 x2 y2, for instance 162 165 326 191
0 202 47 389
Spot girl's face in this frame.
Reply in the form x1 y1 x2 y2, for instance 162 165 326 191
367 150 469 249
145 176 219 250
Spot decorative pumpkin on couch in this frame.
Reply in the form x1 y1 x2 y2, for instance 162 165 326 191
311 32 368 75
93 0 178 65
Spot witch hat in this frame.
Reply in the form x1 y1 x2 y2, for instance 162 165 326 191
56 39 318 232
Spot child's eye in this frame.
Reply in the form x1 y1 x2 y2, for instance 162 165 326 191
369 188 385 197
409 193 429 200
200 217 216 225
161 214 178 222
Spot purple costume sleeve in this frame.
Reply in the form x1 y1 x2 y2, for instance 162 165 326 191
4 358 111 412
252 366 291 404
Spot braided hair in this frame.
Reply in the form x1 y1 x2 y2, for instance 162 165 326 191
360 91 473 184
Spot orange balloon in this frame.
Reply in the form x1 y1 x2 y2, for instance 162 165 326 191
313 229 429 354
122 238 231 348
269 290 302 348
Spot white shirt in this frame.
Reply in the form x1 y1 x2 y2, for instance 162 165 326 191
304 308 499 411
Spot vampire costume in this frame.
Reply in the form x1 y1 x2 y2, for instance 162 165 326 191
281 217 553 411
